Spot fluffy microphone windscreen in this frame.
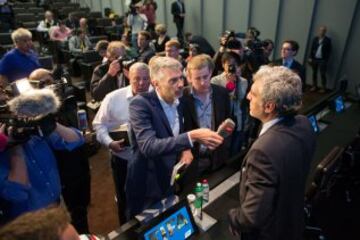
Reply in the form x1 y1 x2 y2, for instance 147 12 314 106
8 89 61 120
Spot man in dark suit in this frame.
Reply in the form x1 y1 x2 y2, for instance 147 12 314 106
228 65 316 240
171 0 185 43
181 54 230 173
308 26 332 93
272 40 306 91
90 41 127 101
126 56 223 219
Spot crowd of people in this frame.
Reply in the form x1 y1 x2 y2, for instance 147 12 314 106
0 0 334 239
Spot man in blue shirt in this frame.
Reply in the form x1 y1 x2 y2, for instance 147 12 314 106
0 122 84 222
0 28 40 88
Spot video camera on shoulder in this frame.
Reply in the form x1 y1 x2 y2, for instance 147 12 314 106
0 79 65 146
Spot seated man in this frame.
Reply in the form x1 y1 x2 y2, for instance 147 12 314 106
93 62 152 224
79 17 93 36
68 29 92 56
95 40 109 63
50 20 72 42
137 30 155 64
0 28 41 88
126 56 224 218
0 90 84 221
90 41 127 101
36 10 57 33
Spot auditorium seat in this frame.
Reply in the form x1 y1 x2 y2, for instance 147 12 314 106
0 33 13 50
88 11 102 19
39 55 54 70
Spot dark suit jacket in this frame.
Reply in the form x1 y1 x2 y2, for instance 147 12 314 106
171 1 185 23
228 115 316 240
126 91 192 217
181 84 231 170
138 46 155 64
272 59 305 87
90 62 127 101
310 36 332 61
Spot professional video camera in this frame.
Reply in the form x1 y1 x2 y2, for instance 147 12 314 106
220 30 236 47
0 68 77 145
0 86 61 145
244 28 268 72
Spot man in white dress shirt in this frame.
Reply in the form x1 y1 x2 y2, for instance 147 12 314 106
92 62 151 224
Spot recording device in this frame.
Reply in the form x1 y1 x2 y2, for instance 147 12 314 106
217 118 235 138
1 88 61 145
117 56 137 71
220 30 235 47
228 64 236 74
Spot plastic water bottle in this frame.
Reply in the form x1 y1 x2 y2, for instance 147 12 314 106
194 182 203 209
194 182 203 218
202 179 209 203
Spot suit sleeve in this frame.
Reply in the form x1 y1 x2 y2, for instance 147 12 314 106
129 96 192 158
228 149 278 232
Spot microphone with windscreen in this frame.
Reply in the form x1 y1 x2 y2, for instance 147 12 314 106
217 118 235 138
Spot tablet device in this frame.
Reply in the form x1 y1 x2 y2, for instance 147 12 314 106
334 96 345 113
137 200 198 240
308 115 320 133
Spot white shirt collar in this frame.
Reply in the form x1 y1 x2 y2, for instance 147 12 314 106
155 90 179 109
125 85 135 100
259 117 282 136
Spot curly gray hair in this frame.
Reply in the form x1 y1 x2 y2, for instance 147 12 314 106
149 56 182 82
253 65 302 116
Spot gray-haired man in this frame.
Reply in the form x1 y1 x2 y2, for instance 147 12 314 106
228 66 316 240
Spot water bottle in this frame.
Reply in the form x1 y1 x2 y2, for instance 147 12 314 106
194 182 203 209
202 179 209 203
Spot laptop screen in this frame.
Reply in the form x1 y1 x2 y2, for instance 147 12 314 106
141 201 197 240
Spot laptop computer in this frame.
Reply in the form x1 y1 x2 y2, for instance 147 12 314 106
136 200 198 240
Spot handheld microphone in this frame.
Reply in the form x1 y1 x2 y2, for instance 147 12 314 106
217 118 235 138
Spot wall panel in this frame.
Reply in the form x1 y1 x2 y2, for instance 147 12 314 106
225 0 250 33
203 0 224 48
330 1 360 95
305 0 357 88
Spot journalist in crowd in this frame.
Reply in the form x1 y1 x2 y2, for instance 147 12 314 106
0 88 84 222
90 41 127 102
